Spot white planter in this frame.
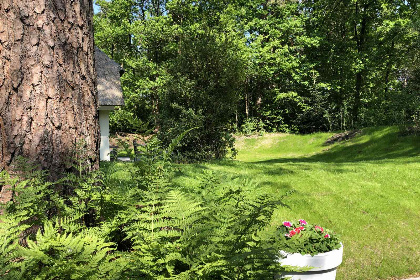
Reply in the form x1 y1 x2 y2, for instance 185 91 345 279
276 244 343 280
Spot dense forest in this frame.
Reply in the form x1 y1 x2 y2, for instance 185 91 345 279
94 0 419 159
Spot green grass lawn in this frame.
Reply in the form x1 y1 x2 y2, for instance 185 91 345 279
173 126 420 280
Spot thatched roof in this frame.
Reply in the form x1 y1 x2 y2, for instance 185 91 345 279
95 47 124 107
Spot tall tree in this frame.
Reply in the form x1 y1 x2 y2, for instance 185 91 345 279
95 0 246 160
0 0 99 179
238 0 320 132
306 0 418 128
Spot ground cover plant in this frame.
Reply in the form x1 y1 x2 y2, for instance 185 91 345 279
0 135 288 279
173 126 420 280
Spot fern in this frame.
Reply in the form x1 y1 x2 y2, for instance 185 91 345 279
0 132 291 280
0 214 30 278
164 127 196 162
163 190 204 232
14 221 118 280
117 175 285 279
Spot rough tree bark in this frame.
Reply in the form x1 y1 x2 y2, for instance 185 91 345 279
0 0 99 180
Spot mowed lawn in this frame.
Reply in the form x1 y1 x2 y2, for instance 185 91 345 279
173 127 420 280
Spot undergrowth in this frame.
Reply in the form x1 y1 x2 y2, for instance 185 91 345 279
0 134 289 279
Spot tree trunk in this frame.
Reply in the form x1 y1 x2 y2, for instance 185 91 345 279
353 71 362 125
245 92 249 120
384 40 395 96
0 0 99 179
352 2 369 127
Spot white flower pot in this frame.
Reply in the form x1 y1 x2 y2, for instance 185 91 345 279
276 244 343 280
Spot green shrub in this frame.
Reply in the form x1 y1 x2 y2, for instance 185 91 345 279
240 118 266 136
113 180 285 279
110 108 150 134
158 107 237 162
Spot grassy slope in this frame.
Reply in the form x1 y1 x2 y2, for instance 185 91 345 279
174 127 420 280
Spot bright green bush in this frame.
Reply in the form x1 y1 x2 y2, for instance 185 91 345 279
240 118 266 136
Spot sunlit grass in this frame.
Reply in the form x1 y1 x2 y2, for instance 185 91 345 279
173 126 420 280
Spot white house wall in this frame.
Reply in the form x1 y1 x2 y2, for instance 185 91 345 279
99 109 111 161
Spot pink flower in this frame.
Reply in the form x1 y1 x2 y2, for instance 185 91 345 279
324 234 330 238
289 229 297 237
315 225 324 232
296 226 305 231
299 219 307 225
283 221 292 227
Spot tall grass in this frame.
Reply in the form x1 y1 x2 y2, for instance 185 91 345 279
174 126 420 280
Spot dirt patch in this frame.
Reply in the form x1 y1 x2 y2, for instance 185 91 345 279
234 133 287 149
399 125 420 136
257 133 287 148
324 130 361 145
233 133 287 141
389 273 420 280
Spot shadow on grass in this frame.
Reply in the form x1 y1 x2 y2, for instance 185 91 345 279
172 161 296 195
250 127 420 164
104 127 419 198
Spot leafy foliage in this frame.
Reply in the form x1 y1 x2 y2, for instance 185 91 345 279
94 0 246 161
0 135 291 279
277 220 341 256
94 0 419 139
13 222 118 279
240 118 265 136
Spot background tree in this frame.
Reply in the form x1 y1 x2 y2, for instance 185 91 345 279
95 0 247 160
305 0 419 128
237 0 321 133
94 0 419 157
157 0 247 160
0 0 99 179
